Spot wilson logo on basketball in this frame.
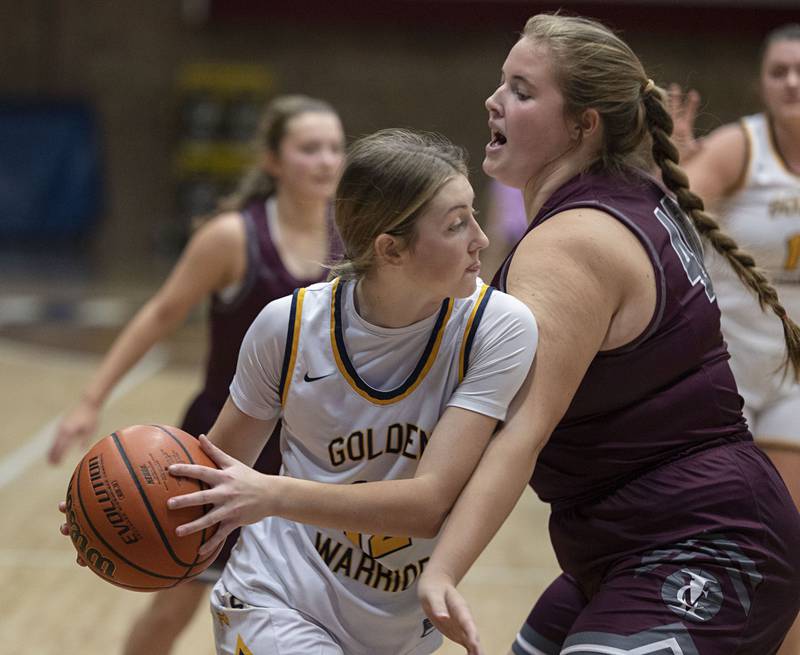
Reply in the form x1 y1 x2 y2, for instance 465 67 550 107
88 455 141 545
64 424 223 591
65 480 118 578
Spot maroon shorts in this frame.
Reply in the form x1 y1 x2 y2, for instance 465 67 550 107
513 442 800 654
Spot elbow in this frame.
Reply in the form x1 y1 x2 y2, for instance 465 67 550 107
412 522 441 540
148 297 188 328
398 478 453 538
411 502 450 539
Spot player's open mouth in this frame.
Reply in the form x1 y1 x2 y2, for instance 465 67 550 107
489 130 507 147
486 128 507 154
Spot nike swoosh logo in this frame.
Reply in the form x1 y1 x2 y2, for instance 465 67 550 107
303 372 335 383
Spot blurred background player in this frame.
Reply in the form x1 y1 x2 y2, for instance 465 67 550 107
417 14 800 655
47 94 345 655
669 23 800 654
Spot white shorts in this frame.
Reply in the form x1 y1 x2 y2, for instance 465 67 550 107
211 585 344 655
213 516 441 655
725 330 800 448
712 271 800 449
211 581 439 655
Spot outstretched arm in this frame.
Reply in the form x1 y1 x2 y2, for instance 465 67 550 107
48 214 245 463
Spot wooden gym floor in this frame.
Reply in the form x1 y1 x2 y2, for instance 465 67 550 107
0 251 559 654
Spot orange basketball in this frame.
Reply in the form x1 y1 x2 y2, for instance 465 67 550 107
64 424 223 591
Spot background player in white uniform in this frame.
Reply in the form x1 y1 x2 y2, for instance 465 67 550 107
167 129 538 654
670 24 800 654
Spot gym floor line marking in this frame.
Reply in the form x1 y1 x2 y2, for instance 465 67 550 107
0 345 168 491
0 294 135 328
0 335 114 365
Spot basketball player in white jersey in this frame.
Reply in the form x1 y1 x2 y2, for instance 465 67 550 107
166 129 538 655
669 24 800 654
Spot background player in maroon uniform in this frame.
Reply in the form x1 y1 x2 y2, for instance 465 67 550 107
47 94 344 655
417 13 800 655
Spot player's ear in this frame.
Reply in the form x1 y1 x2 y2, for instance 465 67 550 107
373 233 406 266
575 108 601 140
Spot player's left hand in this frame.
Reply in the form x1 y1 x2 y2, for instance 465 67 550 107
58 500 87 567
167 435 274 557
418 567 484 655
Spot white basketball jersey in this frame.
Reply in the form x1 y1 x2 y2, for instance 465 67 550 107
222 277 537 653
706 113 800 361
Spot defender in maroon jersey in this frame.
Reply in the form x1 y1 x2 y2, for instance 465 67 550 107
418 15 800 655
495 169 800 655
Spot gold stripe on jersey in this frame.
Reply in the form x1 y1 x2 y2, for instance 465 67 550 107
733 118 754 194
279 287 306 407
766 115 800 182
458 284 492 383
329 277 455 405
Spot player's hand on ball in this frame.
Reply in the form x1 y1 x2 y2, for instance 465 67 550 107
64 425 223 588
167 435 272 557
58 500 87 567
418 568 484 655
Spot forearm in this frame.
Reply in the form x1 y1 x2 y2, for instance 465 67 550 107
268 411 500 538
254 408 498 539
425 425 540 583
271 474 444 538
82 299 186 406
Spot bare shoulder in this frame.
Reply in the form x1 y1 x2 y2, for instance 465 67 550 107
193 211 246 247
182 211 246 261
508 206 655 352
514 207 645 276
508 207 644 317
165 211 249 291
505 208 637 410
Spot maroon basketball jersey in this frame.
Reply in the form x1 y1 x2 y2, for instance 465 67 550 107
198 199 337 410
493 169 750 507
